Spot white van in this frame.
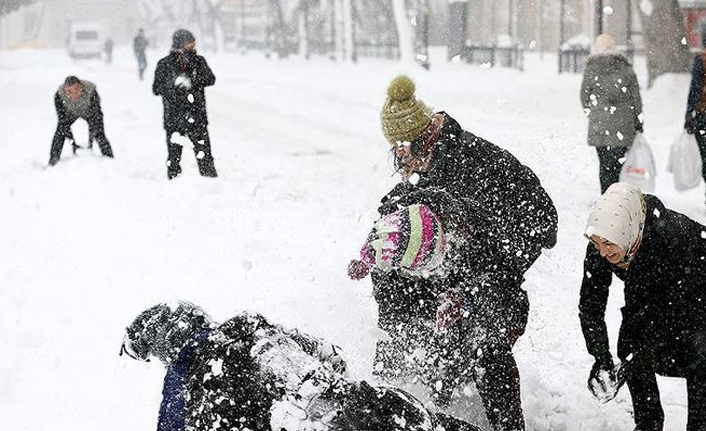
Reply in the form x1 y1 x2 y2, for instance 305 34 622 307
68 22 102 59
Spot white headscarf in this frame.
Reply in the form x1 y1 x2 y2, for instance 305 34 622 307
585 183 646 256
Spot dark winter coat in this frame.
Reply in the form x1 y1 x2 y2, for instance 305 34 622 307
131 308 479 431
579 195 706 377
152 51 215 131
155 312 345 431
373 112 557 324
134 34 148 59
686 54 706 125
580 53 643 148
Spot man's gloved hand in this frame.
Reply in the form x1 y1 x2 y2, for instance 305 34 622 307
587 357 626 403
435 288 473 334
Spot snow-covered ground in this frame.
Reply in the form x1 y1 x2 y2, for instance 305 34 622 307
0 46 701 431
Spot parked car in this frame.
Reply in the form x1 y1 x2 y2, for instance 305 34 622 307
68 22 102 59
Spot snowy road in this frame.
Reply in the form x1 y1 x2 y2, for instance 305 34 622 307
0 47 701 430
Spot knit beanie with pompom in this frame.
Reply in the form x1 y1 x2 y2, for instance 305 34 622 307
380 75 433 146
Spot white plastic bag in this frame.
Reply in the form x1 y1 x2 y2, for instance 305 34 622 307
619 133 657 193
667 132 702 191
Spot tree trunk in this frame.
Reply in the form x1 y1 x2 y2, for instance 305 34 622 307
391 0 414 64
638 0 691 87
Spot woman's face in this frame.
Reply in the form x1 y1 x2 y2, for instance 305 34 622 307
589 235 626 265
394 142 432 181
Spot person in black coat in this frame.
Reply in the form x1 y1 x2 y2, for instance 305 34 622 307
133 29 149 80
49 75 114 166
580 34 643 194
120 302 481 431
580 182 706 431
364 75 558 431
684 31 706 203
153 30 217 179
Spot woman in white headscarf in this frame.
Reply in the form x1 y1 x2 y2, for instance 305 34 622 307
579 183 706 431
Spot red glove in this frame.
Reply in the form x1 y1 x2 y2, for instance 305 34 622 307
435 289 465 334
347 259 370 280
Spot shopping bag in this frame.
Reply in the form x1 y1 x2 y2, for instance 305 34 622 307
619 133 656 193
667 132 702 191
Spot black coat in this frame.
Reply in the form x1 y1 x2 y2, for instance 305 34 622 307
373 113 557 330
165 313 346 431
579 195 706 377
152 51 215 131
154 312 478 431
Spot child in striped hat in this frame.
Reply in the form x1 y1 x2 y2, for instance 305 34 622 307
348 204 446 280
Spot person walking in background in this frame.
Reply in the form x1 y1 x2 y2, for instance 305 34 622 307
355 75 558 431
684 32 706 203
49 75 114 166
153 29 217 179
103 37 114 64
581 34 644 194
579 182 706 431
133 29 149 80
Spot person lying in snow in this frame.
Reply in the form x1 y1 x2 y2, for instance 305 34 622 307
580 183 706 431
120 302 482 431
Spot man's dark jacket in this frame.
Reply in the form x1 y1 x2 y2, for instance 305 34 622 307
579 194 706 377
152 51 215 131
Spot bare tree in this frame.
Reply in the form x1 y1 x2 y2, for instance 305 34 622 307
0 0 32 16
638 0 691 87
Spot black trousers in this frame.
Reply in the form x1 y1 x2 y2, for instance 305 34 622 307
595 146 629 194
165 125 217 179
625 356 706 431
137 54 147 80
372 271 528 431
49 117 114 165
690 114 706 194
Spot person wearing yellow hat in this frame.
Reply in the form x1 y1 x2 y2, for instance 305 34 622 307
366 75 558 431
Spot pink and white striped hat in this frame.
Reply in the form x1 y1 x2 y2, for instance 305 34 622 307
356 204 446 276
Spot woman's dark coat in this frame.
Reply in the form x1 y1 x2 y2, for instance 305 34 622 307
579 195 706 377
580 53 643 148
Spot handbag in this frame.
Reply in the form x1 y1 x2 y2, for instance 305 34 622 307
619 133 656 192
667 131 702 191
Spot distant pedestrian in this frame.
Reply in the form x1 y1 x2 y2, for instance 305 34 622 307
104 37 114 64
684 31 706 204
152 29 217 179
49 75 114 166
580 34 644 194
133 29 149 80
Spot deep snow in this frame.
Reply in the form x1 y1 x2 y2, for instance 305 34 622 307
0 46 702 431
